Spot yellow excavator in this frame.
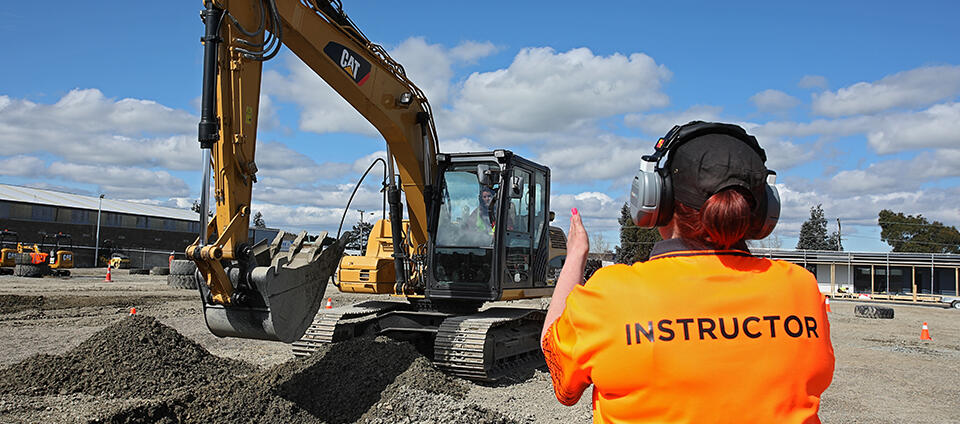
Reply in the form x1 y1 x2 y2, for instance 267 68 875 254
0 230 19 275
188 0 566 380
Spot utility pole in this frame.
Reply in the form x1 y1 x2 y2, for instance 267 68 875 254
357 209 366 224
94 194 104 267
836 218 843 251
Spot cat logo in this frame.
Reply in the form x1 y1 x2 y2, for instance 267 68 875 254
323 42 372 86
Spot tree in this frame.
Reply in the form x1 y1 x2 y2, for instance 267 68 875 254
590 232 610 254
252 211 266 228
748 231 783 249
878 209 960 253
191 200 213 217
796 204 841 251
614 203 662 264
345 221 374 251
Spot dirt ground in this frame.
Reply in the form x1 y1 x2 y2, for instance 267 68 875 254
0 268 957 423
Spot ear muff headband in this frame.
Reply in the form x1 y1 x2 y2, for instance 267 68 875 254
629 121 781 239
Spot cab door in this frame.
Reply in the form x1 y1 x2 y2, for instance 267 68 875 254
501 168 532 290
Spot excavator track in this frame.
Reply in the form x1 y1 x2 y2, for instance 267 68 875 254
291 300 404 357
433 307 546 381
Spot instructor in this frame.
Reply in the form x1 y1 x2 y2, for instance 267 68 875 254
541 121 834 423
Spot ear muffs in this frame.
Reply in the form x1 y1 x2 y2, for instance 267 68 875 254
629 121 781 240
752 173 780 239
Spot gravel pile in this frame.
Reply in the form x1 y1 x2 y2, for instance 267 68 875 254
0 315 251 399
92 336 518 424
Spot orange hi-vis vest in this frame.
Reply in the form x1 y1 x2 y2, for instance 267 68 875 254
542 239 835 423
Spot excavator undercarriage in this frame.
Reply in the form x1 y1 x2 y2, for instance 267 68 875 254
291 300 546 381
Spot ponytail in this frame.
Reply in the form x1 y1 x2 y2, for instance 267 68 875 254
674 188 754 249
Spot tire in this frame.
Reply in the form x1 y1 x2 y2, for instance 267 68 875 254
169 260 197 276
150 266 170 276
167 274 198 290
129 268 150 275
951 301 960 310
0 268 12 275
854 304 894 319
14 263 46 278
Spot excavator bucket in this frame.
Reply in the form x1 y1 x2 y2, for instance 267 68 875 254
202 231 346 343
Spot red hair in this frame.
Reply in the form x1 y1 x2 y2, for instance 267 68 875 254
673 188 754 249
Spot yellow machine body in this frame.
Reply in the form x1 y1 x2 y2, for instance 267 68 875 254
0 249 16 267
50 251 74 270
337 219 409 294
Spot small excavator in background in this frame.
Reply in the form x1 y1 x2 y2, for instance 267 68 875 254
188 0 567 380
39 232 74 277
0 230 19 275
98 239 131 269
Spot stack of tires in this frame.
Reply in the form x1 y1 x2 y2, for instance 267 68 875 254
168 260 198 289
13 253 48 278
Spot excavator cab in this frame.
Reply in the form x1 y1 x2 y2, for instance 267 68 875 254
427 150 557 302
337 150 559 303
40 232 74 276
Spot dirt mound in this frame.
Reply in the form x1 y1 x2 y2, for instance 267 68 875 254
0 294 44 314
94 337 518 424
0 315 250 399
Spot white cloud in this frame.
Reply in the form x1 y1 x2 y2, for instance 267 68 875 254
550 191 623 233
263 55 378 136
865 102 960 153
755 138 815 170
750 89 799 113
352 150 387 173
827 149 960 194
46 162 191 199
0 90 198 171
263 38 496 138
812 65 960 117
449 41 499 63
251 203 347 234
255 140 353 186
438 137 488 153
533 134 649 183
798 75 828 90
776 182 960 238
751 102 960 154
624 105 724 136
449 47 671 140
0 155 47 178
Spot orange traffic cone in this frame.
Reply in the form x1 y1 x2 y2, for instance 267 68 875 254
129 307 137 316
920 322 932 340
325 297 333 309
824 297 831 313
104 266 112 282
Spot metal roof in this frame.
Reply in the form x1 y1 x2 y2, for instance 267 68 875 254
0 184 198 222
752 248 960 267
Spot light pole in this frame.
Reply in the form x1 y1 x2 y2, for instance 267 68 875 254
94 194 104 267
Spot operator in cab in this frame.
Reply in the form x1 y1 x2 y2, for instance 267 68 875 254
541 121 835 423
466 186 497 236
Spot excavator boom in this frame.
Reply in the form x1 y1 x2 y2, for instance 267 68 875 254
188 0 438 342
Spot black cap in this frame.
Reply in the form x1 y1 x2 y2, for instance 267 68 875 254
667 133 768 211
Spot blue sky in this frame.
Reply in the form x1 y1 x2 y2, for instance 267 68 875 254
1 0 959 252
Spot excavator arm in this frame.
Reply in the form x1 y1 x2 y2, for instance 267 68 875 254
186 0 439 342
